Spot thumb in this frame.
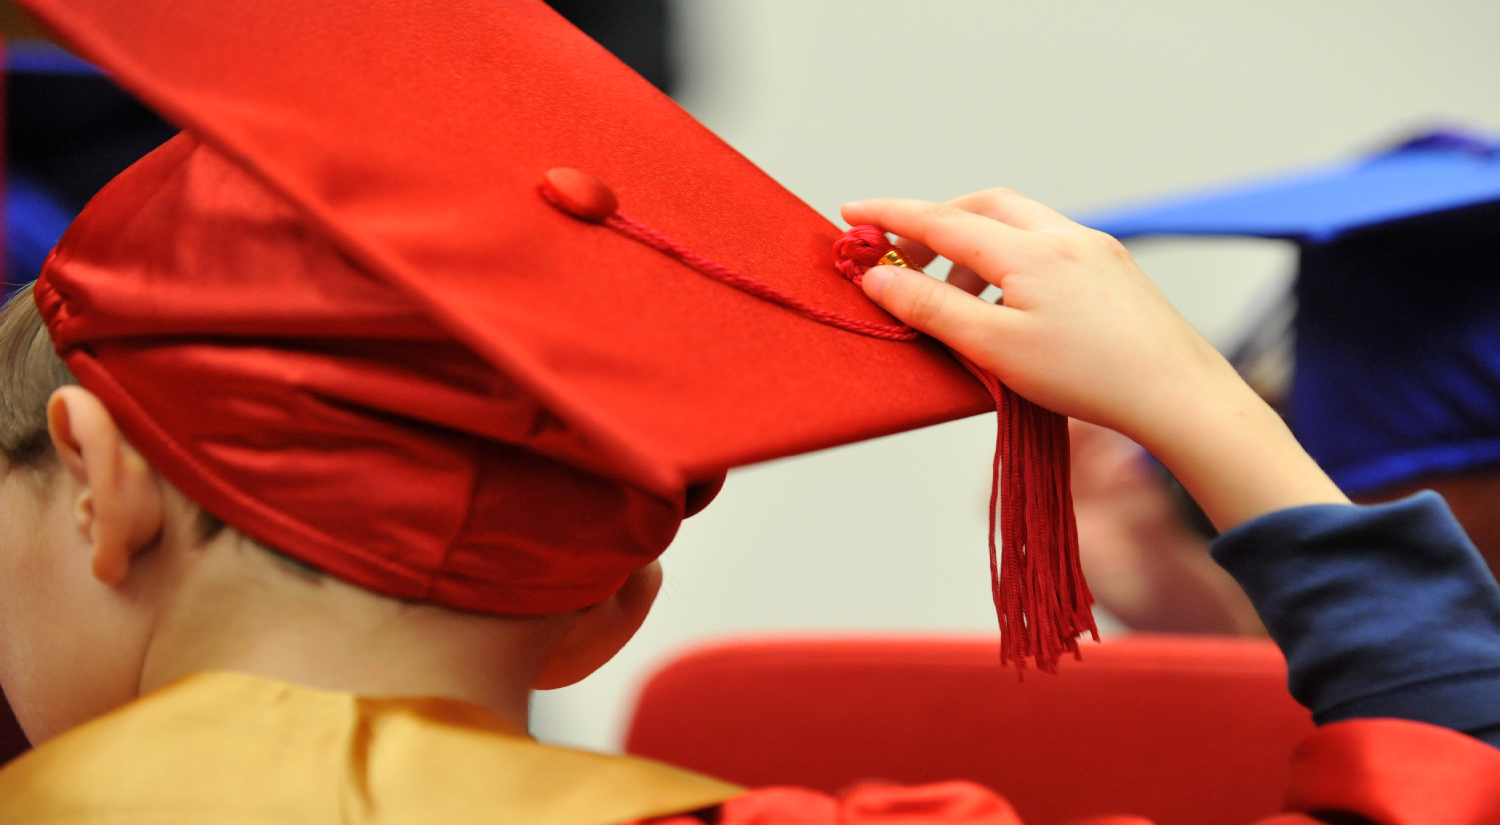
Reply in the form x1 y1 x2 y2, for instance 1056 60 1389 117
862 265 1011 353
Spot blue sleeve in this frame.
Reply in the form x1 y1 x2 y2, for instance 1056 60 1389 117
1210 491 1500 748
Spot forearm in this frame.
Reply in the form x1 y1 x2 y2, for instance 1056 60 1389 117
841 191 1500 744
1129 359 1348 533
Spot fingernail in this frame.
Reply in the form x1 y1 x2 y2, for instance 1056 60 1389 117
862 265 898 300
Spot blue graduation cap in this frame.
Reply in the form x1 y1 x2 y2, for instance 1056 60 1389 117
1082 131 1500 244
5 37 101 75
4 40 175 289
1078 130 1500 497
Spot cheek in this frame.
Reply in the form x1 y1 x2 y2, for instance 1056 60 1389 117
0 477 52 666
0 478 73 733
0 476 141 742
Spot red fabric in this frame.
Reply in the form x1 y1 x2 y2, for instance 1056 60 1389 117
19 0 989 614
637 786 1313 825
630 641 1500 824
1283 718 1500 824
597 209 918 341
626 636 1315 825
34 136 683 611
644 783 1023 825
634 719 1500 825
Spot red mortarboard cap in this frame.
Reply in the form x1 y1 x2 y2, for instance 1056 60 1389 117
17 0 991 615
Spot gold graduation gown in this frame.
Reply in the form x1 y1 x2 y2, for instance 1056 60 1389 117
0 671 742 824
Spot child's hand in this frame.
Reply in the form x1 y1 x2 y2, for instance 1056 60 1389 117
842 189 1349 532
843 189 1235 446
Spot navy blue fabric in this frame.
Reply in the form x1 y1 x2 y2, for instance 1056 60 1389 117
1213 492 1500 748
4 172 74 287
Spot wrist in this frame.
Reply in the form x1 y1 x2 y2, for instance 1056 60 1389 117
1111 341 1249 452
1127 369 1348 532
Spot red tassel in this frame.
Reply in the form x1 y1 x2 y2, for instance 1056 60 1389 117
552 192 1098 671
835 226 1097 672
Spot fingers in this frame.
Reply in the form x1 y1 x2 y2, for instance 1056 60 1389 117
861 265 1019 355
842 198 1037 275
843 189 1078 282
947 188 1075 232
945 263 988 296
895 241 989 297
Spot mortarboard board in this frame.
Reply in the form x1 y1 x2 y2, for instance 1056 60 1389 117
1080 130 1500 495
17 0 997 617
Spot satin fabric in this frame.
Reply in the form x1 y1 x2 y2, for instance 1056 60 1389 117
643 720 1500 825
20 0 991 616
2 671 1496 824
0 671 742 824
36 133 687 615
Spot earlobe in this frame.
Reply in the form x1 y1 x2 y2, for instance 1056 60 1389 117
533 562 663 690
46 387 165 586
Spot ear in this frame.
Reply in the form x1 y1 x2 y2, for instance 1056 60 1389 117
533 562 662 690
46 387 165 586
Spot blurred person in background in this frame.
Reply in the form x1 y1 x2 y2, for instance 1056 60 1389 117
1073 130 1500 636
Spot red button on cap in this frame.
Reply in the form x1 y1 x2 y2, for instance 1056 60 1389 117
541 167 619 223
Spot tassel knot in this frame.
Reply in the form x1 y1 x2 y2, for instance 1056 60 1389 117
832 224 898 285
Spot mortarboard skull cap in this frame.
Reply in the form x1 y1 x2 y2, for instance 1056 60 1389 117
20 0 989 614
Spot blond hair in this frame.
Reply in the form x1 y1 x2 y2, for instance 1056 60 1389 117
0 284 251 544
0 284 78 469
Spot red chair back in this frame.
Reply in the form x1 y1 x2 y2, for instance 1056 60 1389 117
625 635 1313 825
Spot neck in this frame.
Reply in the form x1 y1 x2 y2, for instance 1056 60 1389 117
138 531 563 733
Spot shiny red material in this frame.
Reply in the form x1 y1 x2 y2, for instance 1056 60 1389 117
626 636 1315 824
643 741 1500 825
628 637 1500 825
542 168 619 223
20 0 990 614
1283 718 1500 824
669 783 1027 825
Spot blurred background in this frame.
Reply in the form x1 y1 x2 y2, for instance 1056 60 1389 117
527 0 1500 751
5 0 1500 757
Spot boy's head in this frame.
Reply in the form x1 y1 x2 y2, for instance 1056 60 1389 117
0 0 989 743
0 286 665 743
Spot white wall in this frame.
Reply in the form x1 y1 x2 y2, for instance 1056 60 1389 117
529 0 1500 751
